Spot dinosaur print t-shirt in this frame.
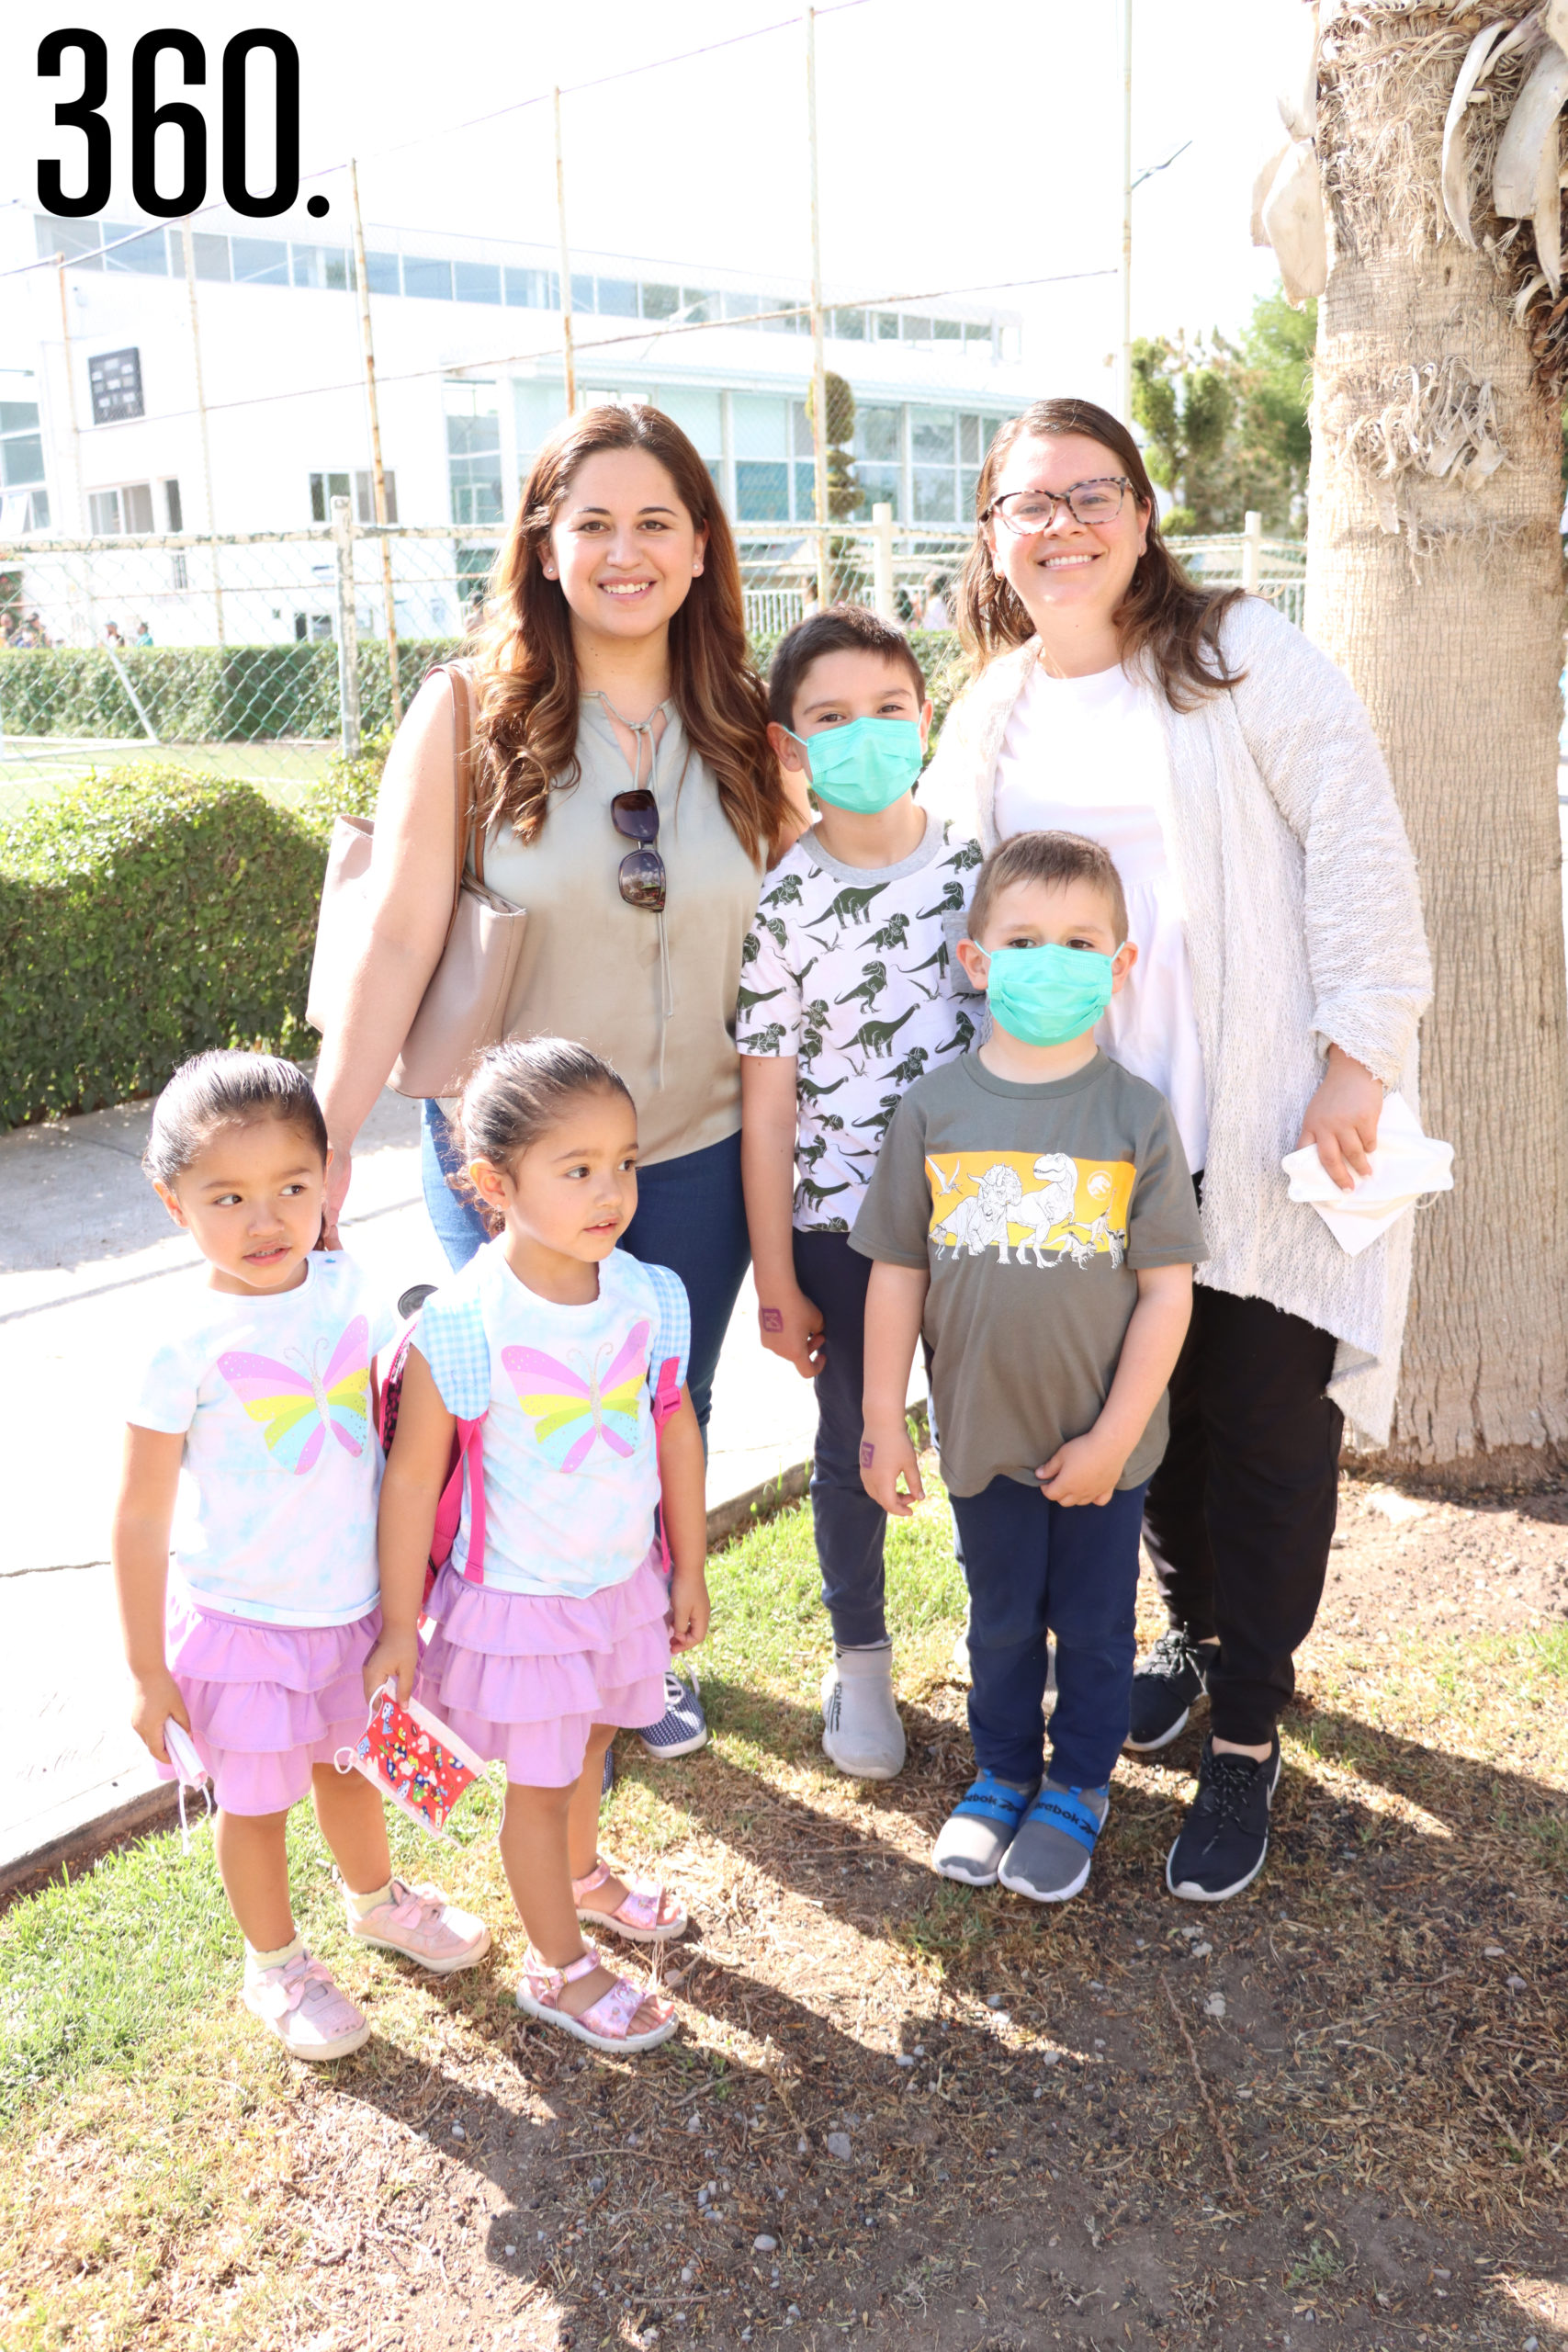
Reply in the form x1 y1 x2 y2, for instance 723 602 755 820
127 1251 396 1626
851 1052 1206 1496
735 812 982 1230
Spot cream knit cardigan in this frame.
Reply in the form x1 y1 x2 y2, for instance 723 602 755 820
921 595 1432 1446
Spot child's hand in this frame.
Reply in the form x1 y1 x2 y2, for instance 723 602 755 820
668 1566 710 1654
757 1282 826 1379
859 1419 924 1519
129 1666 190 1765
1036 1428 1129 1508
363 1626 420 1705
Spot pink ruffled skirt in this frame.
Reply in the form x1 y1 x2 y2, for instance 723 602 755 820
414 1552 671 1788
161 1586 380 1816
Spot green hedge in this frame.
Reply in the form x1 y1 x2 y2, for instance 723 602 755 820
0 639 464 744
0 767 333 1127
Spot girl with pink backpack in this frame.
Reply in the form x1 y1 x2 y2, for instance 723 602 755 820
369 1038 707 2055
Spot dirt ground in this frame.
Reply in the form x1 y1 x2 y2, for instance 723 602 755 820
11 1465 1568 2352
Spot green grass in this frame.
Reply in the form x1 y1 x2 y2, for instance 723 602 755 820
0 1497 964 2133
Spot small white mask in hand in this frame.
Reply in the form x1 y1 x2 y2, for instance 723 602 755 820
1280 1091 1453 1257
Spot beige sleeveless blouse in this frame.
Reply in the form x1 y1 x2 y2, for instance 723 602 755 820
474 695 762 1166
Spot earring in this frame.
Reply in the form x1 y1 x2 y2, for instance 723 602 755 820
693 562 703 576
544 564 557 578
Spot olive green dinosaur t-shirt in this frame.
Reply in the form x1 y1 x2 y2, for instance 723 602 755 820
850 1050 1207 1497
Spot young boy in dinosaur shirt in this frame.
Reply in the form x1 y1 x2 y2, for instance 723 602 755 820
853 830 1206 1903
737 605 980 1784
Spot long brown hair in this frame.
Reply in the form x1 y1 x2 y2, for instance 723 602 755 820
470 403 782 861
955 397 1247 712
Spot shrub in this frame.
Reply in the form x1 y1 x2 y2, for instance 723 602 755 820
0 767 328 1128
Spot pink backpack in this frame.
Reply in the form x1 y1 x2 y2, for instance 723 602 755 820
377 1282 686 1601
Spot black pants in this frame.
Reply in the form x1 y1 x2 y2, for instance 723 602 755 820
1142 1281 1342 1747
793 1229 889 1647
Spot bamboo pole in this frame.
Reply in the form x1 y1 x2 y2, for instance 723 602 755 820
350 159 402 728
53 260 86 534
806 6 831 607
179 217 226 645
554 88 577 416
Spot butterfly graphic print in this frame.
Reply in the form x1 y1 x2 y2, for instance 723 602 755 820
502 1318 650 1473
218 1316 372 1474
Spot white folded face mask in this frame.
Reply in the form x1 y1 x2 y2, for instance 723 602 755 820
164 1718 213 1853
1280 1091 1454 1257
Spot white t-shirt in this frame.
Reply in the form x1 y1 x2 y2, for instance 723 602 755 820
128 1252 395 1627
414 1241 690 1601
992 660 1209 1171
735 813 983 1230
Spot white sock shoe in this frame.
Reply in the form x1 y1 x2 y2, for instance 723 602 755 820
821 1643 907 1781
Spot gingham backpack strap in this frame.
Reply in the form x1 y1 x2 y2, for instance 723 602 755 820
638 1259 691 1430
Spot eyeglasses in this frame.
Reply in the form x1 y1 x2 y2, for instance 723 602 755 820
986 478 1131 534
612 788 666 911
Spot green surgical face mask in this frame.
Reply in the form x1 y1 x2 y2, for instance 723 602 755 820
790 716 924 813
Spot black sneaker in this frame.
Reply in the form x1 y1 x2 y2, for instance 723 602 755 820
1166 1733 1282 1903
1124 1629 1219 1753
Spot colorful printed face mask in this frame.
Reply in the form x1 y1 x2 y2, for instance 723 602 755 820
336 1684 487 1836
790 717 924 813
980 942 1121 1046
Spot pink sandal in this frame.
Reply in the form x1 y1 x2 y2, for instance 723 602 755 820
573 1860 689 1945
514 1943 677 2053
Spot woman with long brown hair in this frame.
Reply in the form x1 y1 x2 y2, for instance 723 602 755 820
923 396 1429 1904
314 402 797 1758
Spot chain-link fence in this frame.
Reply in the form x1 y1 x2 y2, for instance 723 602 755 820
0 511 1307 797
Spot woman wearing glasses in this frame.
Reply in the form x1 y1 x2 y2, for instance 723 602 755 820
314 404 797 1750
924 397 1428 1905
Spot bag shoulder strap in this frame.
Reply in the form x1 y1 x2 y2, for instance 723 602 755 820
638 1260 691 1428
439 660 488 899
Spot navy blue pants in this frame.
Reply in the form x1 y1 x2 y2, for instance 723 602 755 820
948 1475 1147 1790
419 1100 750 1436
793 1228 888 1647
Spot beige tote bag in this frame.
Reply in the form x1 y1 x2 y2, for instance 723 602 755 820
307 663 529 1100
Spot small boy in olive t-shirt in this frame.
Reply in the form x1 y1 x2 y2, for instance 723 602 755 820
852 830 1206 1904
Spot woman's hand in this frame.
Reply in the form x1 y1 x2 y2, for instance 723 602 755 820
668 1566 711 1654
1297 1044 1384 1192
129 1666 189 1765
321 1143 354 1250
363 1626 420 1706
757 1280 825 1378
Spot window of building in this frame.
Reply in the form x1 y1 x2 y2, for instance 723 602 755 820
404 255 454 301
597 278 639 317
163 479 183 532
1 421 45 490
310 471 351 523
731 393 790 522
830 307 866 340
103 222 169 276
455 262 502 305
504 266 558 309
571 275 598 312
356 469 398 524
36 215 102 268
292 245 350 291
364 251 400 296
88 348 144 426
792 401 817 522
853 403 902 521
874 311 900 341
641 283 681 321
231 238 288 286
188 232 231 281
446 382 503 526
0 490 50 532
515 380 566 470
722 292 765 322
934 317 964 341
88 482 153 534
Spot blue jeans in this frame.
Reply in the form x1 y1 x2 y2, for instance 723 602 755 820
948 1475 1147 1790
793 1229 887 1648
419 1100 750 1435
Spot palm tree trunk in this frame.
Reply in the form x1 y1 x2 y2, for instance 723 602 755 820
1307 9 1568 1473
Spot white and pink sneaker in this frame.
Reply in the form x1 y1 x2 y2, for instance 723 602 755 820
243 1951 370 2063
346 1879 491 1974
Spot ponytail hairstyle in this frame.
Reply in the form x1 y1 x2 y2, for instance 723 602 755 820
470 403 784 863
144 1050 328 1185
452 1037 634 1209
955 397 1247 713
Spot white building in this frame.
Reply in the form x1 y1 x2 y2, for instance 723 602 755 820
2 205 1032 645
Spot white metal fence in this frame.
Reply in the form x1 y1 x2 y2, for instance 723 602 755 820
0 509 1306 791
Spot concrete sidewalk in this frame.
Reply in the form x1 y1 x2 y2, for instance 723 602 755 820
1 1090 840 1899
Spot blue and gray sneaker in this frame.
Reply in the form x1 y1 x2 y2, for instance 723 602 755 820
637 1668 708 1760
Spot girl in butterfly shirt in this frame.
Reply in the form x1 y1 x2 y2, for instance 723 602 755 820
369 1038 708 2055
115 1052 491 2065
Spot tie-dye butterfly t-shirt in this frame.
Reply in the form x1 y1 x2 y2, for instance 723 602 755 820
128 1252 396 1626
413 1242 684 1600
